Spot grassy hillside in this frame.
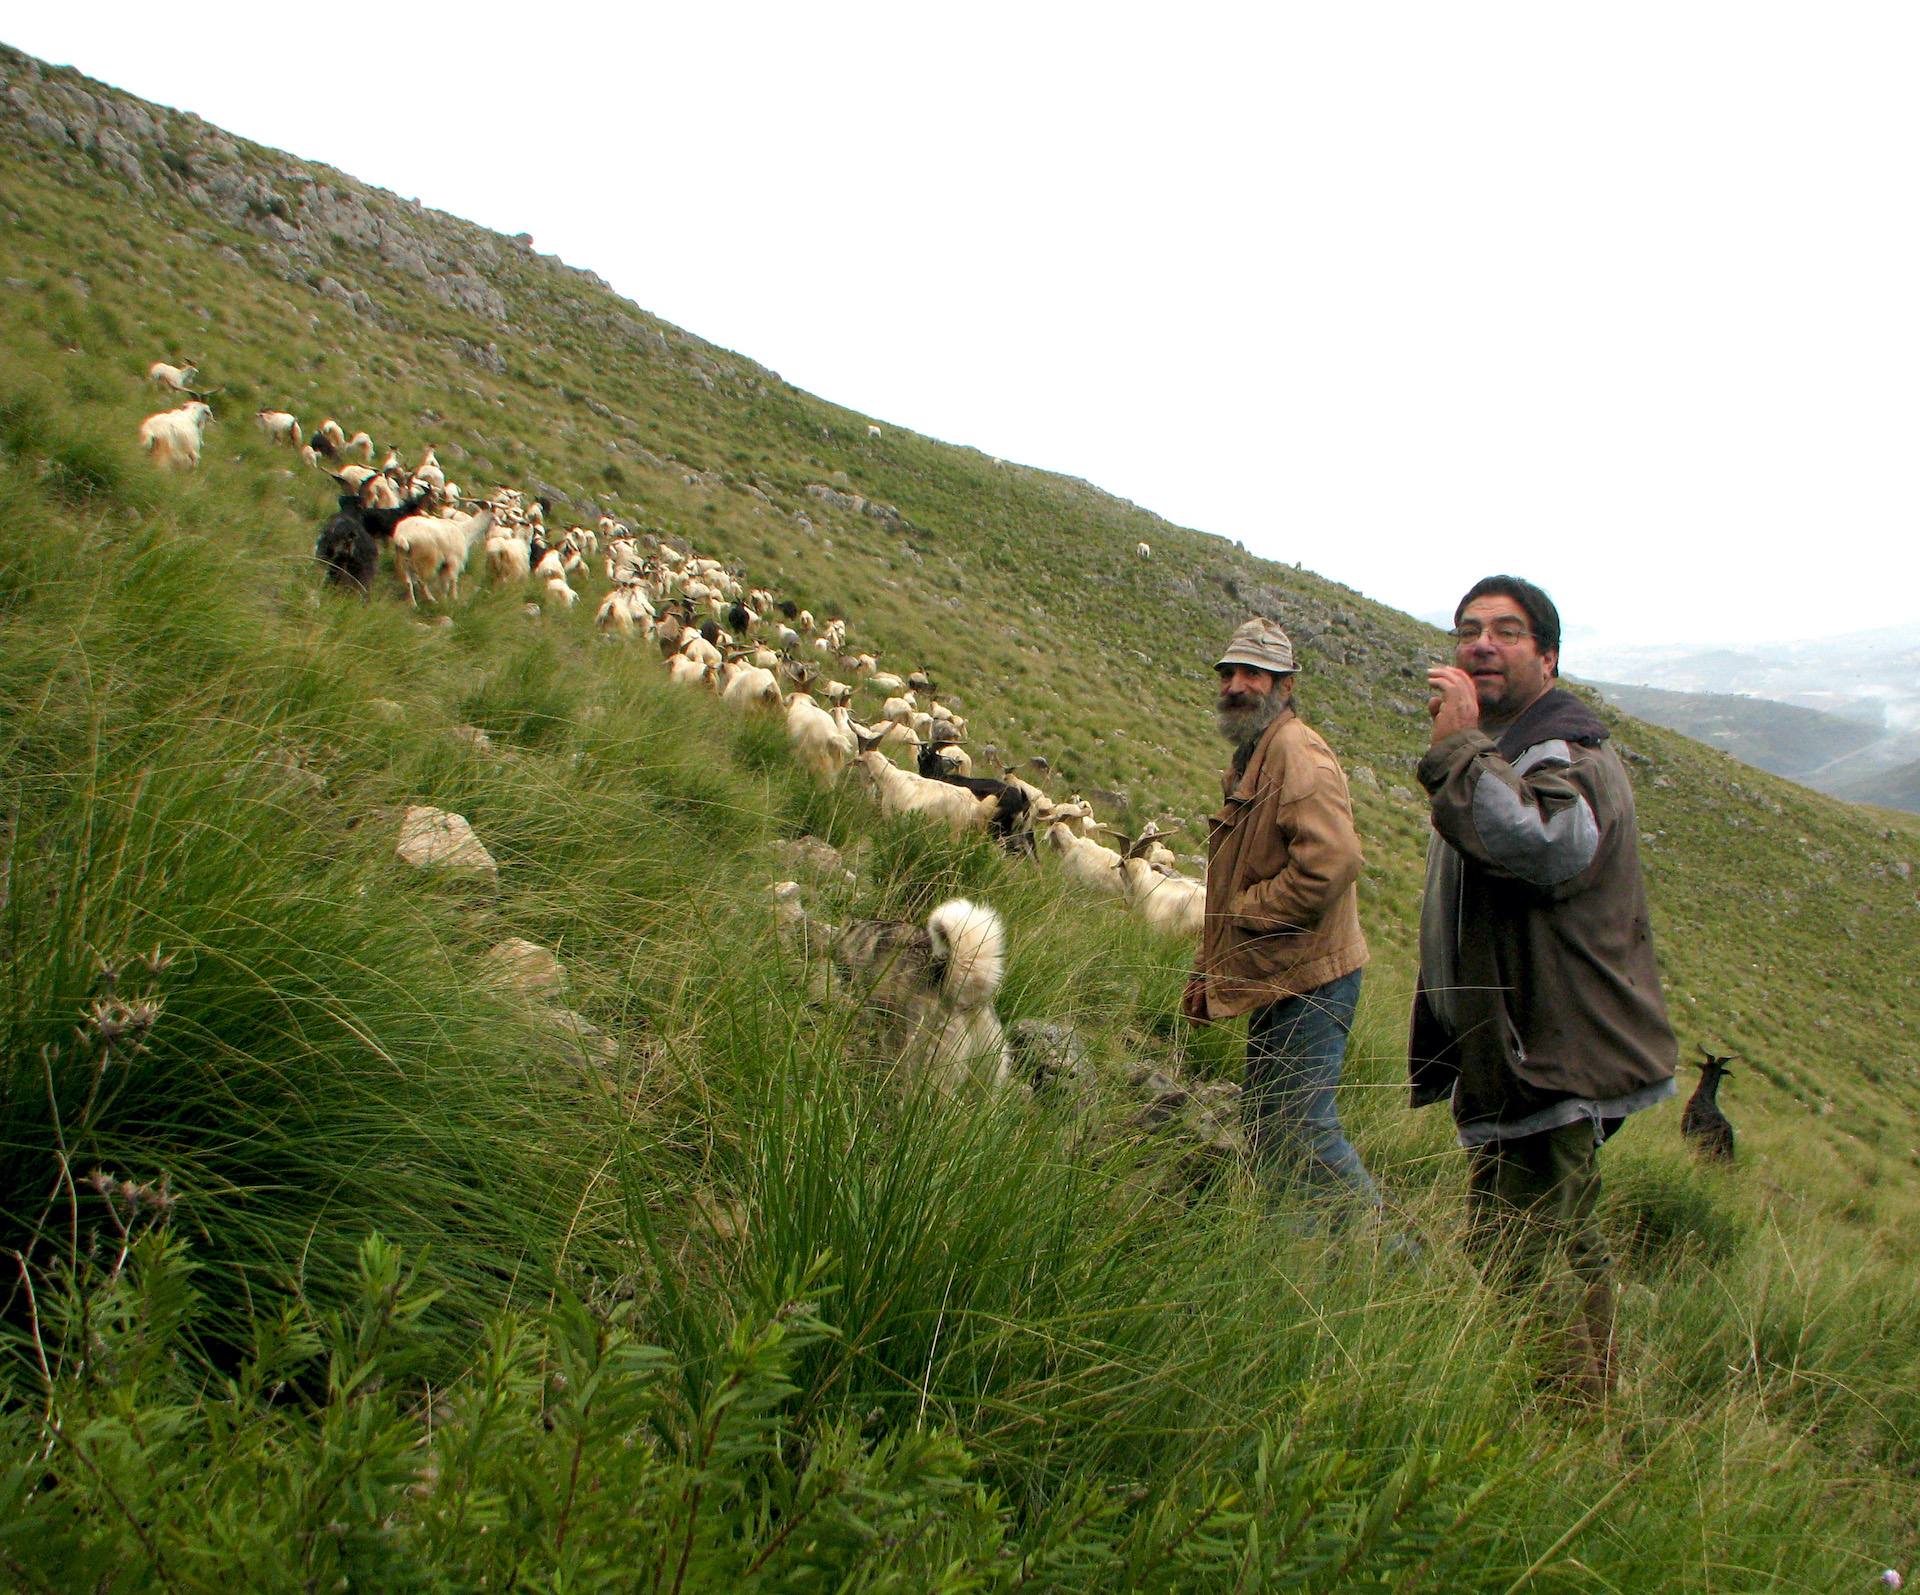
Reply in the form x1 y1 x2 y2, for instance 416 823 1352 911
3 43 1919 1590
1827 757 1920 816
1586 679 1882 781
1588 679 1920 817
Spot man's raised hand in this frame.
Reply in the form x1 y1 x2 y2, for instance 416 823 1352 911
1427 665 1480 744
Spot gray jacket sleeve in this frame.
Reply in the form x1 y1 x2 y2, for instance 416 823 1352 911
1418 730 1605 893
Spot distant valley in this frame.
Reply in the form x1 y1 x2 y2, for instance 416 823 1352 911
1573 622 1920 813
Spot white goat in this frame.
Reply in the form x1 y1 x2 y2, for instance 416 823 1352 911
680 634 723 670
1116 857 1204 937
1136 541 1152 558
486 532 533 585
389 507 495 607
256 410 302 447
594 584 654 636
719 663 783 710
136 402 213 470
666 654 715 689
147 361 198 394
605 538 643 584
855 719 921 757
853 750 998 831
786 693 857 782
362 474 402 510
1045 823 1126 897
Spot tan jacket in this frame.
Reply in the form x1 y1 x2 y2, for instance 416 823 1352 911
1187 709 1369 1022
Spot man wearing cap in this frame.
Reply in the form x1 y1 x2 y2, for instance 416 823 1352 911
1415 575 1677 1401
1183 617 1380 1207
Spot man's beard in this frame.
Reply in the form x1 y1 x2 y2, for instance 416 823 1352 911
1215 688 1289 747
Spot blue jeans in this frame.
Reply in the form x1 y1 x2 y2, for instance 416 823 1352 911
1243 969 1378 1201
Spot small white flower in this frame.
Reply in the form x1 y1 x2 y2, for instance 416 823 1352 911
1881 1571 1904 1590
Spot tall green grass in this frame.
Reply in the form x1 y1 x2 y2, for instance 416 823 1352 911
0 272 1914 1586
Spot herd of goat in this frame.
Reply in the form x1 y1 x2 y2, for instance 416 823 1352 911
131 370 1210 943
136 369 1750 1128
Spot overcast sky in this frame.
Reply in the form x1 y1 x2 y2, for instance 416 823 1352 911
11 4 1918 652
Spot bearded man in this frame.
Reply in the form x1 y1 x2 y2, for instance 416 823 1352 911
1183 617 1380 1207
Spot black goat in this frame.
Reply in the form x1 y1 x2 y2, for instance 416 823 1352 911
314 481 433 594
727 601 754 635
916 745 1030 845
777 598 799 620
1681 1048 1736 1163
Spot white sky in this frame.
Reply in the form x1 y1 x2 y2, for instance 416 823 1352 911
11 4 1919 648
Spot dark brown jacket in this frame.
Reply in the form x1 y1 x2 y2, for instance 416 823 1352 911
1189 708 1369 1022
1409 689 1677 1129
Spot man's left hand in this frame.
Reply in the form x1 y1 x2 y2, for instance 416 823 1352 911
1427 666 1480 744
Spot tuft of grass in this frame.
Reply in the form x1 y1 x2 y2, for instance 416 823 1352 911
1604 1151 1752 1270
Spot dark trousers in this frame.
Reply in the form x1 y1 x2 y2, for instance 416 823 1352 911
1243 969 1377 1200
1465 1120 1611 1289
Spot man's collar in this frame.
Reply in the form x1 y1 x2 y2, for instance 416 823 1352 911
1489 687 1609 759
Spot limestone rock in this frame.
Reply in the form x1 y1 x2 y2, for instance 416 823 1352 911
1125 1062 1249 1186
767 835 848 878
396 806 496 875
1008 1020 1094 1094
538 1006 618 1067
485 938 567 1000
1127 1064 1191 1128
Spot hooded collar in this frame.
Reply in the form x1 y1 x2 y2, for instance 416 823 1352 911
1490 686 1609 761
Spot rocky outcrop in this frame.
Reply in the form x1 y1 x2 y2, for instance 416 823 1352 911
804 483 911 533
0 42 794 385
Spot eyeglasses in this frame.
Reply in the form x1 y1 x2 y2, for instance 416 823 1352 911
1451 620 1534 644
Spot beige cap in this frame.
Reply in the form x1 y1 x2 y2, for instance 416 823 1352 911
1216 617 1296 674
